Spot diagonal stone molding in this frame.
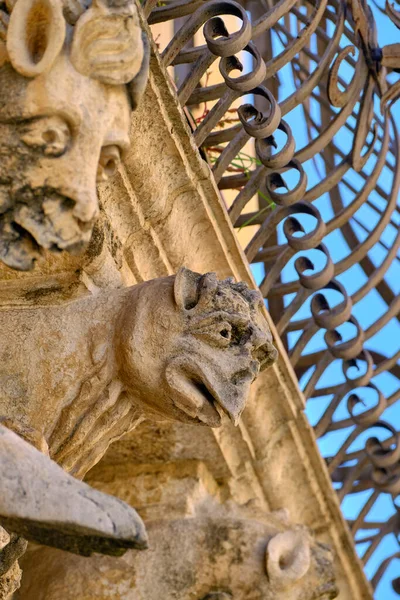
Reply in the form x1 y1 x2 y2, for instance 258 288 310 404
86 20 372 599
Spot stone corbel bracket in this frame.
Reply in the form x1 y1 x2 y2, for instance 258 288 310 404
0 425 148 556
0 268 277 480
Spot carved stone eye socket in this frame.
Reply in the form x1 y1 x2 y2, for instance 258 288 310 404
194 323 232 347
220 325 232 340
217 323 246 346
20 116 71 157
97 145 121 182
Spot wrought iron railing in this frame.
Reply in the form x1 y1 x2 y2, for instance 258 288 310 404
142 0 400 595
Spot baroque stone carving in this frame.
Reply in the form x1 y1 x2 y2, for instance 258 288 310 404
0 268 276 479
0 0 149 271
15 513 338 599
117 268 277 430
0 268 276 586
0 426 148 555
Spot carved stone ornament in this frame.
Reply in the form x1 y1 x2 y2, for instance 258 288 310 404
0 425 148 555
15 513 338 600
0 268 276 478
0 268 277 580
0 0 149 271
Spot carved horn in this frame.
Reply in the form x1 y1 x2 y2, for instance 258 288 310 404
7 0 66 77
174 267 202 311
196 271 218 310
70 0 144 85
174 268 219 311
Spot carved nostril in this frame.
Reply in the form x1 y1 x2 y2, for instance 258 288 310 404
97 145 122 182
253 342 278 371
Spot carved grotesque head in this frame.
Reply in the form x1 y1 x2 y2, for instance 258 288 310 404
0 0 148 270
132 517 338 600
117 268 278 427
16 516 338 600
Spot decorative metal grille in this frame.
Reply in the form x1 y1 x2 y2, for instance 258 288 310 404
142 0 400 595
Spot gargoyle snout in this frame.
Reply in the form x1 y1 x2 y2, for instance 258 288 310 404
249 324 278 371
253 341 278 371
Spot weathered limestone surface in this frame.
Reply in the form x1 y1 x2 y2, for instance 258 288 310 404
17 468 338 600
18 520 337 599
0 268 274 479
0 263 274 594
0 425 148 555
71 25 369 599
0 529 23 600
0 0 149 270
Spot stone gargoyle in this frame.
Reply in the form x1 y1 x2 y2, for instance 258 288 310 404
0 269 277 569
15 512 338 600
0 0 149 270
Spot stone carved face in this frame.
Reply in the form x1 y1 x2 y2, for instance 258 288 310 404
0 269 276 479
0 0 148 270
16 517 338 600
136 518 338 600
117 268 278 427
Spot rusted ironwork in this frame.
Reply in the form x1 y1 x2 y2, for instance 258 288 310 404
144 0 400 594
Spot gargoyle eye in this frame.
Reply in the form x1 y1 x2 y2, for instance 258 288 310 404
192 321 234 347
217 322 233 343
220 327 231 339
20 116 71 157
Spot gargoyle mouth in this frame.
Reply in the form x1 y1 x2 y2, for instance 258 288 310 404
167 374 224 428
188 378 233 427
166 364 253 428
0 188 96 270
13 189 94 252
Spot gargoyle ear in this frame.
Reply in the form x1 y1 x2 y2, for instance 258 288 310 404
128 30 150 111
174 268 219 311
174 267 202 311
196 271 218 309
7 0 66 77
266 529 311 589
